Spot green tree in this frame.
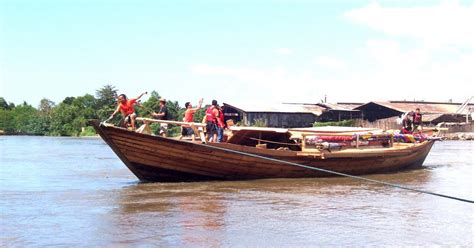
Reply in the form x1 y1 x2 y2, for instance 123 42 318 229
24 98 55 135
39 98 55 117
62 97 75 105
194 107 206 123
0 100 45 134
10 102 40 134
0 97 15 133
166 100 181 121
96 85 118 120
313 120 356 127
24 114 50 135
72 94 97 119
165 100 182 137
50 102 81 136
0 108 14 133
0 97 11 110
140 91 161 117
50 94 101 136
96 84 118 106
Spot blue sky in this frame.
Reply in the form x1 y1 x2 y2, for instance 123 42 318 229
1 0 473 107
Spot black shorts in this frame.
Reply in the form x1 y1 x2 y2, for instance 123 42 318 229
181 127 194 136
206 121 217 135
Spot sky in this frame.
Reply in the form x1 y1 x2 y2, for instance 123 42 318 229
1 0 473 108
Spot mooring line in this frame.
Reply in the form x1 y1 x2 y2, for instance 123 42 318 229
201 143 474 204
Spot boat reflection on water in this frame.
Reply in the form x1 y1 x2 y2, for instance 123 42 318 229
111 182 227 246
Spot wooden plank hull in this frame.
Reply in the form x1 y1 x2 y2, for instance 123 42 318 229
89 120 435 182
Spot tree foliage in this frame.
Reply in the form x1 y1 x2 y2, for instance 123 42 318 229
139 91 161 117
95 85 118 120
313 120 356 127
0 97 12 110
0 85 199 136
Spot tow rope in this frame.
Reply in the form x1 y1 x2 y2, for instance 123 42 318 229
200 143 473 204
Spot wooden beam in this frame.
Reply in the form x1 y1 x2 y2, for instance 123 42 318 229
136 117 206 127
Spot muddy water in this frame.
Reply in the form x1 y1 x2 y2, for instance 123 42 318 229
0 136 472 246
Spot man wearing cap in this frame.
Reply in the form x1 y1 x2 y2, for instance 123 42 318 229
152 98 169 137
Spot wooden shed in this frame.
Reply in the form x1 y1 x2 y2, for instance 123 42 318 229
222 102 362 128
315 102 363 122
222 103 322 128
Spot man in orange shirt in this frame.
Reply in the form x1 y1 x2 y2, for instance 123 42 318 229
180 98 203 141
110 92 147 130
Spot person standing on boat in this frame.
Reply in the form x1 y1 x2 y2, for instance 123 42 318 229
216 104 225 142
152 98 169 137
412 108 423 133
109 92 147 130
401 113 413 134
205 100 219 142
180 98 203 141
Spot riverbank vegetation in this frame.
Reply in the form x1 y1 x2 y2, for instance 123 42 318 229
0 85 205 136
313 120 356 127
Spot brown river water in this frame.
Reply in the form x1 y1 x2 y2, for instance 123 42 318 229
0 136 472 247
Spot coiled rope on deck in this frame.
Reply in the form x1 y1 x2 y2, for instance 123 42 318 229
201 143 474 204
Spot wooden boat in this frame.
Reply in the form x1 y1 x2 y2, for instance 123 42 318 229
88 119 437 182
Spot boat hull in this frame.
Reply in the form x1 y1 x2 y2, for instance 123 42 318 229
89 120 435 182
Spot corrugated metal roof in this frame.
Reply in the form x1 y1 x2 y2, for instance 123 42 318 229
357 101 473 114
223 103 326 116
318 103 360 111
422 113 445 122
422 113 466 122
335 103 364 110
226 100 472 116
283 102 362 111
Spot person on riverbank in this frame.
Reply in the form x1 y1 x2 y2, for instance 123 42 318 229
412 108 423 132
180 98 203 141
109 92 147 130
152 98 169 137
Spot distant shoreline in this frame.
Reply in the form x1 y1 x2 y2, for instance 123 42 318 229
0 134 101 138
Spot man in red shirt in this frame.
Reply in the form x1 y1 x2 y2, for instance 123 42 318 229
412 108 423 133
216 104 225 142
110 92 147 130
180 98 203 141
205 100 221 142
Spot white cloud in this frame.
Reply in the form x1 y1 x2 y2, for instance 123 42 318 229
314 56 346 69
275 48 293 55
341 1 474 102
344 1 474 48
187 1 473 105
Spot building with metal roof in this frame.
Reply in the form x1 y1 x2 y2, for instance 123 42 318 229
355 99 473 123
220 98 472 128
222 102 362 128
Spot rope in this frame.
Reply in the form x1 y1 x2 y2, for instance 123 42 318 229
200 143 473 204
